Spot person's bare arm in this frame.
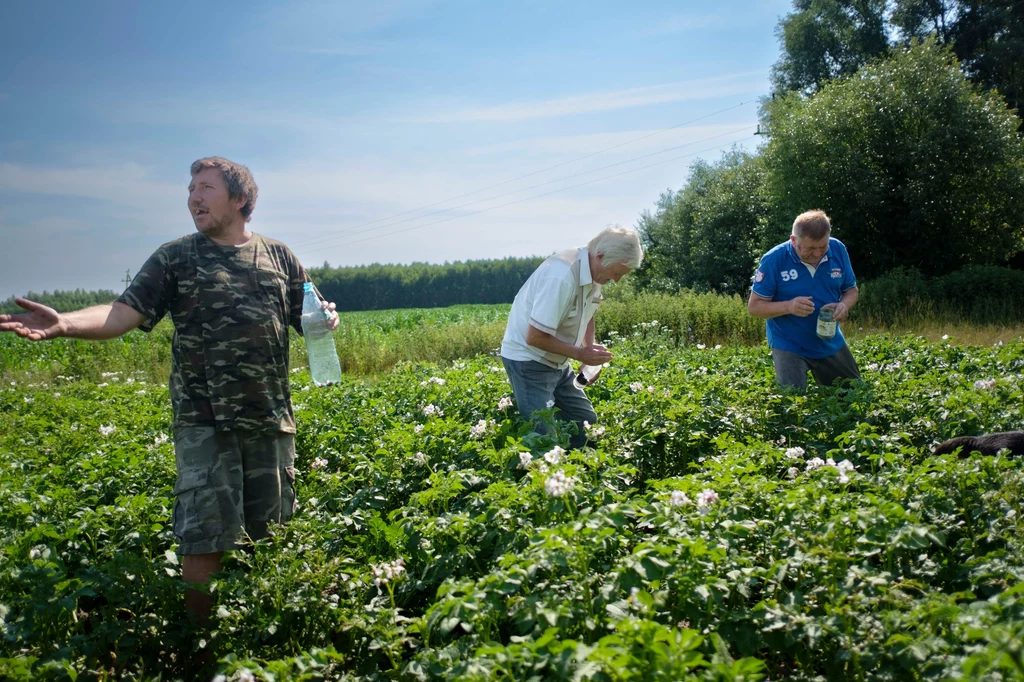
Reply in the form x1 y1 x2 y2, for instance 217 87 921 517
822 287 858 322
582 317 596 347
525 323 612 365
747 292 814 319
0 299 146 341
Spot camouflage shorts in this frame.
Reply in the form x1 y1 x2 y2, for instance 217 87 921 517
172 426 296 555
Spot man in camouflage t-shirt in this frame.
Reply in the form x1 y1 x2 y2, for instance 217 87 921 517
0 157 338 634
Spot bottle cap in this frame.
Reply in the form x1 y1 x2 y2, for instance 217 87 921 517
303 282 314 292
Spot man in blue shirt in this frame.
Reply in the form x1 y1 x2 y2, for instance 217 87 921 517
748 210 861 390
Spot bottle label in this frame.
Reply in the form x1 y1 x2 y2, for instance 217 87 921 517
817 319 836 338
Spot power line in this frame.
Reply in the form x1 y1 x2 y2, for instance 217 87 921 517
305 134 758 252
293 123 755 257
287 99 756 251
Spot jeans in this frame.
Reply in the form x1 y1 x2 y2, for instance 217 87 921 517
501 357 598 450
771 344 861 390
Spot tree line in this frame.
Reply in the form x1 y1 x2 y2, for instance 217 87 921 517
306 257 544 312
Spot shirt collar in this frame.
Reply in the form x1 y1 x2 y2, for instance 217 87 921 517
786 240 831 266
579 247 593 286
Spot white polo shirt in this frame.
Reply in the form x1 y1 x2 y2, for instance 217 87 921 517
500 247 602 368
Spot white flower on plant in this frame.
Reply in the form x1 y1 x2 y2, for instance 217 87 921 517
696 489 719 507
696 344 706 350
238 671 256 682
669 490 691 507
835 459 855 473
497 396 514 411
98 424 115 437
518 452 533 468
153 433 170 446
422 404 443 417
787 467 800 479
805 457 826 471
941 334 949 340
475 371 484 378
785 447 805 460
470 419 492 438
544 470 577 497
371 558 406 589
545 400 556 409
414 452 429 466
629 382 644 393
311 456 329 470
714 344 722 350
647 385 655 393
543 446 565 465
838 474 851 484
490 366 504 373
584 421 606 437
628 586 641 608
420 377 446 387
826 458 837 468
414 424 424 433
974 379 996 390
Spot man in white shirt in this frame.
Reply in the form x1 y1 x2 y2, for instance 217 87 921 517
501 225 644 448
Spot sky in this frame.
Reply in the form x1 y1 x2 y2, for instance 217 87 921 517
0 0 794 300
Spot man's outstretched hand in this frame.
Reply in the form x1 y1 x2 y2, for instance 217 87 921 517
0 299 65 341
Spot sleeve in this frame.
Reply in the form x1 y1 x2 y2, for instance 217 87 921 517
840 244 857 292
285 248 310 335
528 275 574 335
115 245 176 333
751 254 777 300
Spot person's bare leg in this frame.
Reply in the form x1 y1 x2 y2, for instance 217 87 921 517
182 551 225 625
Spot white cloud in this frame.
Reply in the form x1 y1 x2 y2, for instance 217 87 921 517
257 0 440 44
282 41 389 56
463 122 758 158
407 72 768 123
633 13 729 37
0 162 181 212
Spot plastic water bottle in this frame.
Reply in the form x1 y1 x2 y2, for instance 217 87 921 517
573 364 603 390
301 282 341 386
816 306 836 339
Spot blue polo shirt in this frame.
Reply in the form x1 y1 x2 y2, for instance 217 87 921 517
751 238 857 359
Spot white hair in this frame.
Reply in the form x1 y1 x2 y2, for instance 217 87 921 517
587 225 644 269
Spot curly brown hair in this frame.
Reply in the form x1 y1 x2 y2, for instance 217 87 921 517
190 157 259 223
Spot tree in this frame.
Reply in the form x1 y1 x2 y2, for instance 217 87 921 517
763 39 1024 279
773 0 1024 114
771 0 891 94
892 0 1024 113
636 150 770 295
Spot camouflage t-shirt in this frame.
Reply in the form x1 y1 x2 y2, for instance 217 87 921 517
117 232 308 433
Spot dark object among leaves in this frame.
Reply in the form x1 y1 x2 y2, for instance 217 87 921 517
933 431 1024 457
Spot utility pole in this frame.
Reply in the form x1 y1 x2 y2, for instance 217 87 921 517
122 270 133 290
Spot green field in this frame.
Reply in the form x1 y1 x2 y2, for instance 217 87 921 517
1 315 1023 680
